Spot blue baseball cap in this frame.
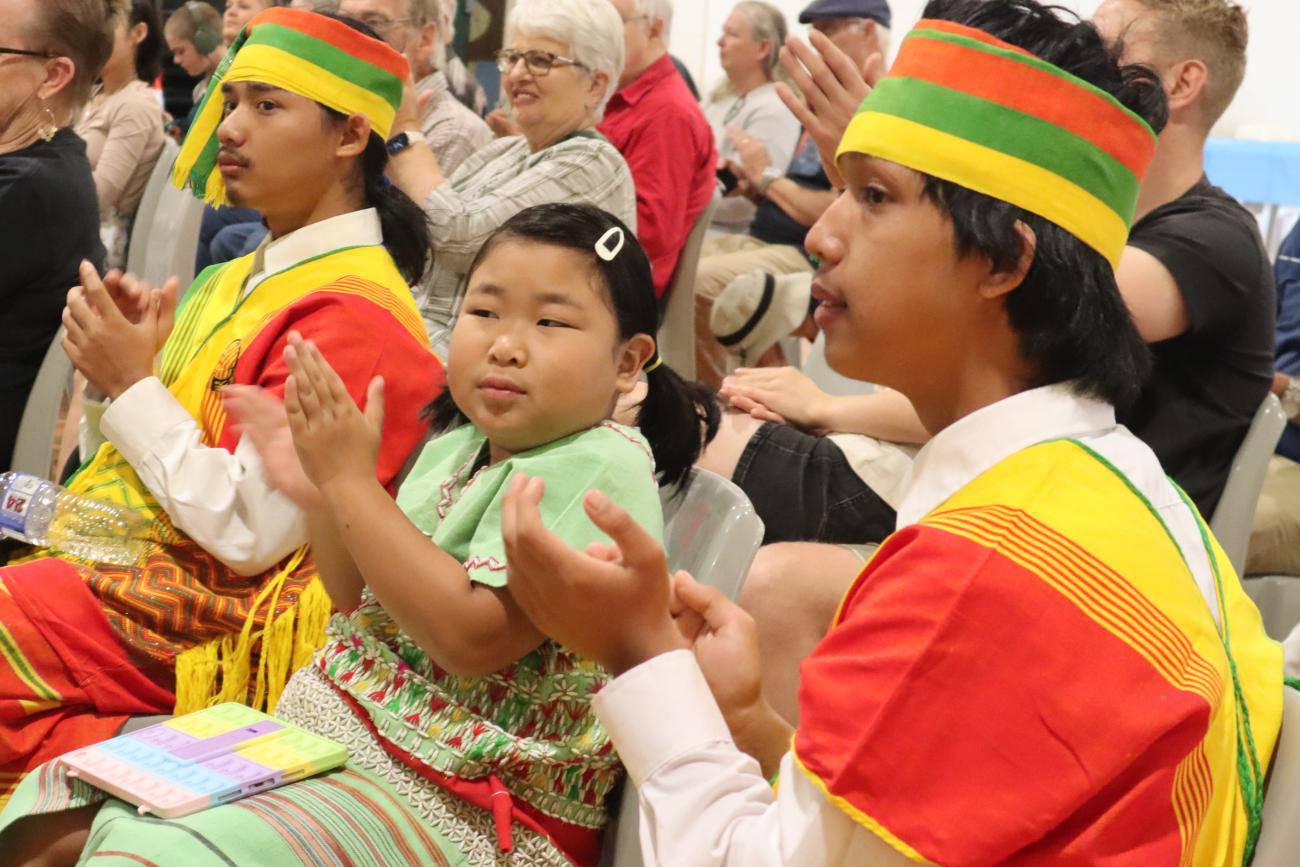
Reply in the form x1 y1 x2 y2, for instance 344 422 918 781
798 0 891 27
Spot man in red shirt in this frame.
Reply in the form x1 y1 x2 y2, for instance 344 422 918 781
599 0 717 298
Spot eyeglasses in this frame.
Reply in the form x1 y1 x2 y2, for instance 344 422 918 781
495 49 587 77
356 15 415 35
0 47 57 59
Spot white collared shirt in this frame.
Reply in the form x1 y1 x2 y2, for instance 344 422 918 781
81 209 385 576
592 383 1219 866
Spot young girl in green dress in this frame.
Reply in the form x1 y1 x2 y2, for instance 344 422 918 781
0 203 719 866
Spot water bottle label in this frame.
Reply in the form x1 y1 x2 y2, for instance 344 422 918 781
0 474 42 539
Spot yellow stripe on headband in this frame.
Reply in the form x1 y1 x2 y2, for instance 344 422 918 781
229 43 397 139
840 111 1131 268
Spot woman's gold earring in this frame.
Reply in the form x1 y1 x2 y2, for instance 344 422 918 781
37 100 58 142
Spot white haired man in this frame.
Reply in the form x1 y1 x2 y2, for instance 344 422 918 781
341 0 491 174
598 0 716 300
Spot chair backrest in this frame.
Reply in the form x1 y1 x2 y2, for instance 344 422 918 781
657 193 721 381
802 331 877 397
660 467 766 600
126 137 202 291
1210 393 1288 578
599 467 764 867
10 329 74 477
1242 575 1300 641
1251 686 1300 867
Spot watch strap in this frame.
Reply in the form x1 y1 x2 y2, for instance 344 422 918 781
386 130 426 157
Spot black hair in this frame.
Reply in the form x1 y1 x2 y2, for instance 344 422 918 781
426 203 720 491
129 0 164 83
911 0 1169 409
315 12 432 285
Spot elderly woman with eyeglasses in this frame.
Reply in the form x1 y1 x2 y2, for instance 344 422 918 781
386 0 636 353
0 0 119 472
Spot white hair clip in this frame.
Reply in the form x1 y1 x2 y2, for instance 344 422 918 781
595 227 625 261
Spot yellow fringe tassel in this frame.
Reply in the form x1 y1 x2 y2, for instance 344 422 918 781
172 548 332 716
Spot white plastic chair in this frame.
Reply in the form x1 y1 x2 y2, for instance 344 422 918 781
1242 575 1300 641
802 330 877 398
10 329 74 477
658 467 766 600
125 137 203 292
599 468 765 867
1251 687 1300 867
657 193 721 381
1210 393 1287 579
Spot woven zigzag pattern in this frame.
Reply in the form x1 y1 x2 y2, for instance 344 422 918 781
85 539 316 666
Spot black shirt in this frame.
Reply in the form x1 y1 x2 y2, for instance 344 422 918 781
1117 176 1276 518
0 128 104 471
749 131 831 254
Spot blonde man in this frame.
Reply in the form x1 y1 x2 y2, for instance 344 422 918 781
1093 0 1273 521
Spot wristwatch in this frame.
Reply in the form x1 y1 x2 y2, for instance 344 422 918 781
386 129 426 157
756 166 783 196
1282 376 1300 421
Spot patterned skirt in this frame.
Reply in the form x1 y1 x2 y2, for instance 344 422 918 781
0 667 576 866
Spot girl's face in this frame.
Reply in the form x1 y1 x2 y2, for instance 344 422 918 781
448 239 653 462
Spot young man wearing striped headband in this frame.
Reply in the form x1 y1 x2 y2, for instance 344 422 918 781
0 7 442 816
499 0 1282 864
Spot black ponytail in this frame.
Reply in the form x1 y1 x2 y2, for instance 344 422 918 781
425 203 719 493
360 135 431 285
316 11 432 285
637 357 719 492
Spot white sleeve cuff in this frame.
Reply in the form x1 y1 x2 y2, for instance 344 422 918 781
593 649 735 788
100 376 197 461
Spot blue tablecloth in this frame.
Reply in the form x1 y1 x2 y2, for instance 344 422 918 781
1205 139 1300 206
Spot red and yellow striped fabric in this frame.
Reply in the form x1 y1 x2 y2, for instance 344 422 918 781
173 6 410 206
794 439 1281 866
0 241 444 801
836 19 1157 268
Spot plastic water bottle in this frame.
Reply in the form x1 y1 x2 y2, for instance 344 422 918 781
0 472 149 565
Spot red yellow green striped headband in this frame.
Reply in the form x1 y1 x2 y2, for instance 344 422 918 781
836 19 1157 268
172 7 409 207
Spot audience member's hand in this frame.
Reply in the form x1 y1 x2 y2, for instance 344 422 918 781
501 474 687 675
776 29 884 188
223 384 323 511
393 77 433 138
669 571 766 729
720 366 832 433
485 109 521 139
99 270 180 352
724 159 759 201
61 261 172 399
282 332 384 495
726 126 773 187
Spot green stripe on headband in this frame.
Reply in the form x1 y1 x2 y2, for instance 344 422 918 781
837 19 1157 268
868 76 1141 223
249 22 404 112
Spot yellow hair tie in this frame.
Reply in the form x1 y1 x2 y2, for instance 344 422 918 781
644 356 664 374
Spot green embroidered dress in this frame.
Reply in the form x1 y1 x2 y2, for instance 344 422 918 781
320 420 663 829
